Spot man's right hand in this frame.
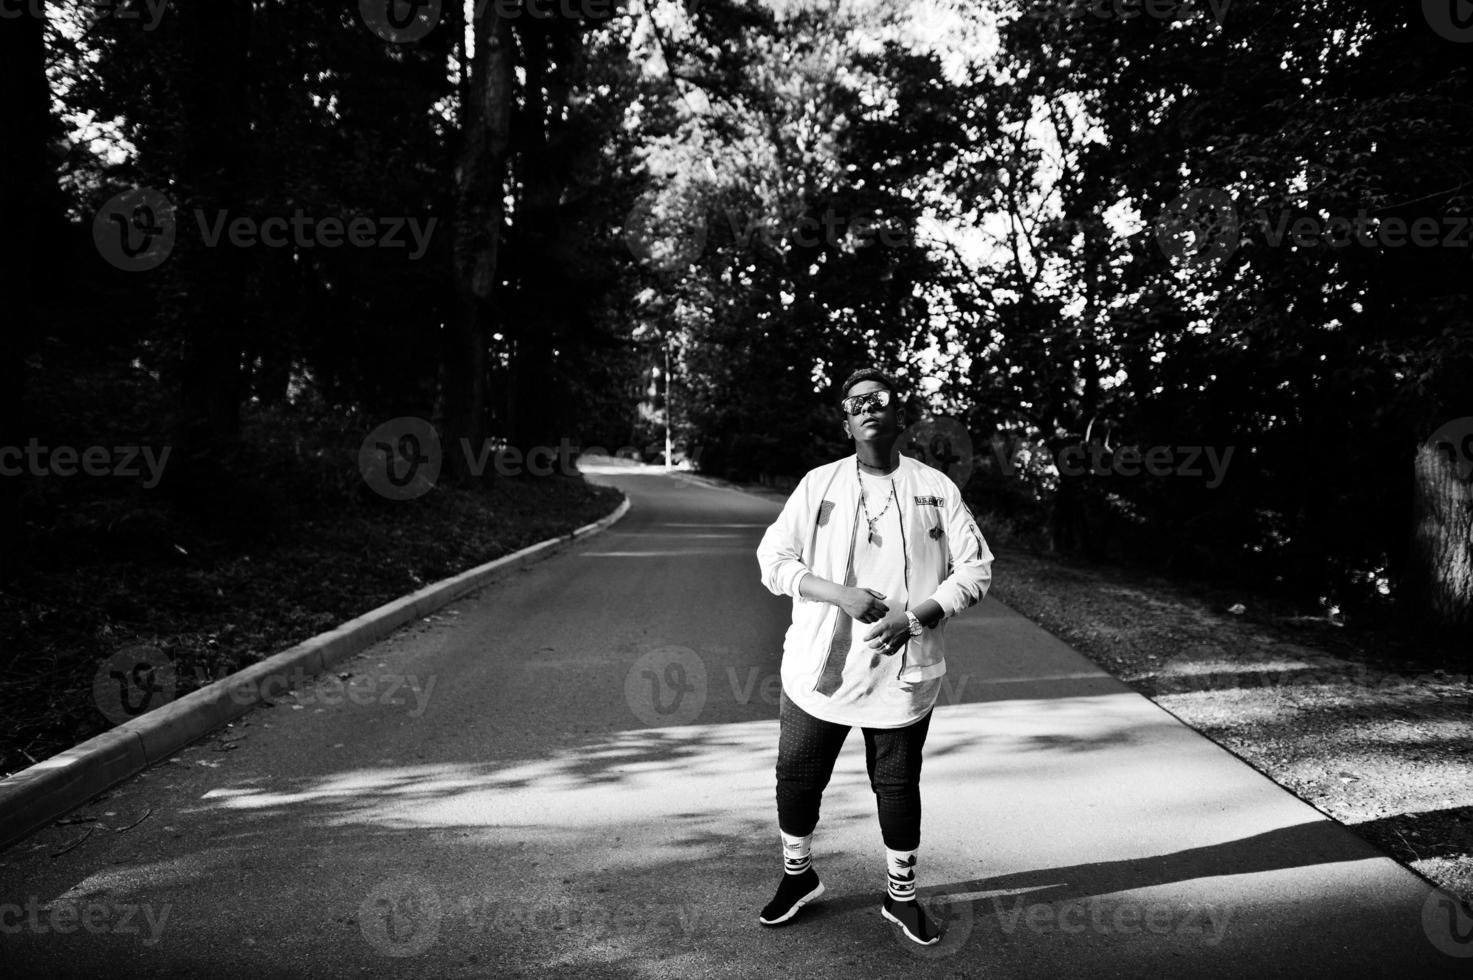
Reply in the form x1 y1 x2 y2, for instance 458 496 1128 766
839 586 889 624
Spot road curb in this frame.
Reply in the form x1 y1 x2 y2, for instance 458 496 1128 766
0 494 631 852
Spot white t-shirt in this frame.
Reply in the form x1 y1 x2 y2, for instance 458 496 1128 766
785 468 941 728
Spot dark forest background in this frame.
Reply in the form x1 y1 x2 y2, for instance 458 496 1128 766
2 0 1471 648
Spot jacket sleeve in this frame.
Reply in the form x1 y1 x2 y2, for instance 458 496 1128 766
923 478 994 619
756 474 815 599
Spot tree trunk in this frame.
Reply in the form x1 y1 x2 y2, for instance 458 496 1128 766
447 6 514 480
1406 430 1473 639
0 1 56 579
171 0 253 508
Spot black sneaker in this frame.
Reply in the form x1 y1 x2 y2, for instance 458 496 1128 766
758 868 825 926
882 894 941 945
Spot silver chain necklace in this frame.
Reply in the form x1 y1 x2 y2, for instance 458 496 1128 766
857 458 897 546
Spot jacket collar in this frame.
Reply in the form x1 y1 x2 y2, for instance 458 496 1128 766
840 451 911 487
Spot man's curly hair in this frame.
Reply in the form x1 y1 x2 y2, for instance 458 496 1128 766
839 367 902 401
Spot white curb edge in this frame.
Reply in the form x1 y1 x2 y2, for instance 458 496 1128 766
0 493 631 852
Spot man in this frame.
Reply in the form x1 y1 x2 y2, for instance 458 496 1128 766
754 367 993 945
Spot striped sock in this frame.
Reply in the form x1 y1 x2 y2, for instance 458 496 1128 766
781 830 812 875
886 847 917 901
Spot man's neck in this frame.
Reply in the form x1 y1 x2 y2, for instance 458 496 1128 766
855 444 898 476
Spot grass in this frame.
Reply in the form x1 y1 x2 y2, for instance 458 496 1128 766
0 471 623 778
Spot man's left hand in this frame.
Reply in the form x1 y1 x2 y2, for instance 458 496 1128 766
863 610 911 656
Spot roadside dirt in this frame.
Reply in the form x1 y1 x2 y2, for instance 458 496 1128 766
987 547 1473 909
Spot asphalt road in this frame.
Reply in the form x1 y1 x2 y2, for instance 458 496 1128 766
0 460 1466 978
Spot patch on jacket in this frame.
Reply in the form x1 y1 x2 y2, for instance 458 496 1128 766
928 525 943 540
817 499 834 527
915 495 944 507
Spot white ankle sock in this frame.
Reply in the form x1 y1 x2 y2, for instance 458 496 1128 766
886 847 917 901
781 830 812 875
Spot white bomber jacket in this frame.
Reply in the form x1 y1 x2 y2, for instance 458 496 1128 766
756 453 994 691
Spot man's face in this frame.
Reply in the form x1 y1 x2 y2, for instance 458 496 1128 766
842 380 901 443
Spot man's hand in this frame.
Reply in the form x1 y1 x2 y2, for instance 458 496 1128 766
863 610 911 655
838 586 889 623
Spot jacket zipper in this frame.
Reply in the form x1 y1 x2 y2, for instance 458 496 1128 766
812 468 862 694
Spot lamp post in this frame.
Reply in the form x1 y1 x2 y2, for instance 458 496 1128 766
664 336 673 470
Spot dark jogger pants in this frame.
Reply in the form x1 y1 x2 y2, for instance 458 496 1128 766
775 688 933 851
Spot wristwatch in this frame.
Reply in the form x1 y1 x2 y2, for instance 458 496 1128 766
905 611 923 636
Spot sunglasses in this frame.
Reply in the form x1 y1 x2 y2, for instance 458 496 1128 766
841 389 895 416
